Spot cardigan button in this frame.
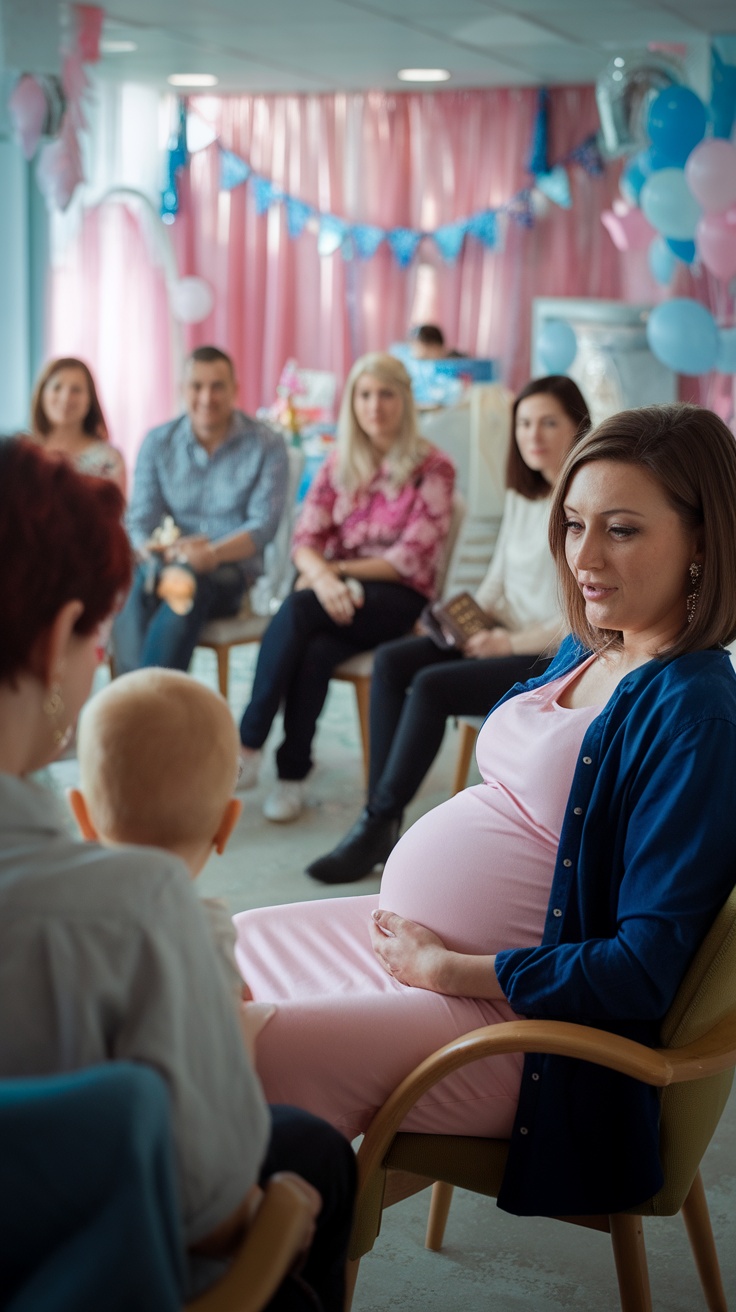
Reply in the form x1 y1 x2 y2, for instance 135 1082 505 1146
582 756 592 765
531 1073 540 1082
573 806 583 816
552 908 562 917
563 858 572 867
519 1126 529 1135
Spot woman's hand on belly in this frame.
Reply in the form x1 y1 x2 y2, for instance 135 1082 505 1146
370 909 507 1000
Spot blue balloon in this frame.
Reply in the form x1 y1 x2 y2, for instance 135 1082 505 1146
640 168 700 240
648 236 676 285
647 87 707 167
716 326 736 374
537 319 577 374
665 237 697 265
646 299 719 375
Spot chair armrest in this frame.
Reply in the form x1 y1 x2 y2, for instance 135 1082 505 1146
356 1012 736 1189
185 1177 314 1312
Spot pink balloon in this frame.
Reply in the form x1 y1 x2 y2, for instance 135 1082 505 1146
8 75 47 160
696 210 736 281
686 139 736 214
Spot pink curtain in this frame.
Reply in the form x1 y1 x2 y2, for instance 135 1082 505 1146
48 202 175 473
178 86 624 411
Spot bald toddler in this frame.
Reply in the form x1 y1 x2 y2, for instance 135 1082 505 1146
70 669 268 1049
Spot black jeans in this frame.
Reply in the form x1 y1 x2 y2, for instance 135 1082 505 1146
262 1106 356 1312
368 634 553 818
239 582 426 781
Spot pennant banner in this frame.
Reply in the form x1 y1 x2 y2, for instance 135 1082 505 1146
219 148 251 191
433 220 469 263
352 223 385 259
534 165 572 209
387 227 422 267
318 214 349 256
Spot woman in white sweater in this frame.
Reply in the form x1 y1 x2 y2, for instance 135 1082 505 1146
306 375 591 884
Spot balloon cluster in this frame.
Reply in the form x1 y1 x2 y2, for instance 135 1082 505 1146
616 83 736 376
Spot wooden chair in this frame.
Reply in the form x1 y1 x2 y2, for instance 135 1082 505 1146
346 887 736 1312
197 445 305 699
451 714 484 794
333 491 467 781
186 1176 314 1312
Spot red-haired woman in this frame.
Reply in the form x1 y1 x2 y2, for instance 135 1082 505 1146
30 356 127 494
0 438 354 1310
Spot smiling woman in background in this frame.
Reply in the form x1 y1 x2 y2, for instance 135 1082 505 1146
31 356 127 494
238 351 455 823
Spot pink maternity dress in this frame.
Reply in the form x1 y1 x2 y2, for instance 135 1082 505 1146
233 660 599 1141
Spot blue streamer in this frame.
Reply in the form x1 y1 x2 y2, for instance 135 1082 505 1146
710 45 736 139
352 224 385 259
219 148 251 191
387 227 422 267
433 220 468 263
160 97 188 224
526 87 549 176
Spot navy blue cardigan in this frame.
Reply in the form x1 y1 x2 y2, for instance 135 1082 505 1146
492 636 736 1216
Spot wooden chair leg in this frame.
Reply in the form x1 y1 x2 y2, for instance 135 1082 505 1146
609 1214 652 1312
215 646 230 699
452 722 478 796
681 1170 728 1312
353 678 371 783
425 1181 454 1251
344 1256 361 1312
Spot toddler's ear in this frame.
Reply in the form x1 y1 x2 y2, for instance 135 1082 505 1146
67 788 99 842
213 797 242 855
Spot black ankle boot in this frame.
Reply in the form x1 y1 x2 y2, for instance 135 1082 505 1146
305 809 401 884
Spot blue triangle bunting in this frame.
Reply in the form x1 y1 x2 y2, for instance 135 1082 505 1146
286 197 314 238
387 227 422 267
219 148 251 192
352 224 385 259
508 191 535 229
535 165 572 209
252 176 277 214
433 220 468 263
568 134 605 177
317 215 349 256
467 210 498 248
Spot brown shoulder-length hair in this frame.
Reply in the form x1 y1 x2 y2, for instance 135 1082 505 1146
549 403 736 660
506 375 591 500
31 357 109 441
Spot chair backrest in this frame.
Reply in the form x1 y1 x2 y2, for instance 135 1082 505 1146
260 444 305 606
0 1063 184 1310
646 885 736 1216
436 491 467 598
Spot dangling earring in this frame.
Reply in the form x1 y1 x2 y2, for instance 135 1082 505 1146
43 683 70 749
686 562 702 625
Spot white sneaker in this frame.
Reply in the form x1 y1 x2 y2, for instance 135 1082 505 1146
263 780 305 823
237 748 262 791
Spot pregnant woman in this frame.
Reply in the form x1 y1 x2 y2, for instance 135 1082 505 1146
234 402 736 1217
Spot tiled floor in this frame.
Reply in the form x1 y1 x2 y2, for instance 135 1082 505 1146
48 645 736 1311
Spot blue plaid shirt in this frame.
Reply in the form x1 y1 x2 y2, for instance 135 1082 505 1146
126 411 288 581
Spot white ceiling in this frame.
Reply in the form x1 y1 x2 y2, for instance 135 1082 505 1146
95 0 736 95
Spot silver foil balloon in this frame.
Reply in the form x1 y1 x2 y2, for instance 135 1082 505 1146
596 51 685 157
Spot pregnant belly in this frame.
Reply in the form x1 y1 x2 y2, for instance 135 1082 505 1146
378 785 556 956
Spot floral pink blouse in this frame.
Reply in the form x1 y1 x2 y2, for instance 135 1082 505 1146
292 446 455 600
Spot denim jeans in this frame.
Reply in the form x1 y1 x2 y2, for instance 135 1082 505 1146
112 561 246 674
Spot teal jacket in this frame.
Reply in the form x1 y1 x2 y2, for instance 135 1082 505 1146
493 635 736 1216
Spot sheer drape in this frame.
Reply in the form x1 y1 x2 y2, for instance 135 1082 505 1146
177 86 623 410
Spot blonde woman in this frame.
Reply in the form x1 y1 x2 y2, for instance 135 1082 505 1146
239 352 455 822
31 357 126 494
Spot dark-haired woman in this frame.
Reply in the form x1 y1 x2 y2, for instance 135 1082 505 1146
31 356 126 493
307 375 591 883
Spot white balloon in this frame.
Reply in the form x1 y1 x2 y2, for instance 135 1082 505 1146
170 276 214 324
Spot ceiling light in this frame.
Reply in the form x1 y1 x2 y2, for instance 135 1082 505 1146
101 39 138 53
167 73 219 87
397 68 451 83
